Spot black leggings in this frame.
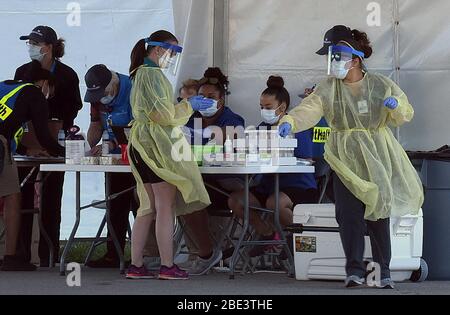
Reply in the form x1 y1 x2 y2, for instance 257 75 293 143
333 173 391 279
128 145 164 184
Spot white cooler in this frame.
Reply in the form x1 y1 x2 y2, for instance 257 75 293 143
292 204 427 282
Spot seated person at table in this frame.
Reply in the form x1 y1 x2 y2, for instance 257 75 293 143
185 68 244 145
180 68 245 275
228 76 319 258
0 61 64 271
84 64 138 268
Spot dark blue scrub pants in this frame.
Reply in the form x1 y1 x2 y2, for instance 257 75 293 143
333 173 392 280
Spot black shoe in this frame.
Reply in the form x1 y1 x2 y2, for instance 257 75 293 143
1 255 37 271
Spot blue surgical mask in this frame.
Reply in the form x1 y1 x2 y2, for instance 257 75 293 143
28 44 46 62
100 95 115 105
199 99 219 117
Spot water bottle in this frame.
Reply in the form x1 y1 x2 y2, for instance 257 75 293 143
102 130 110 156
224 135 233 161
58 129 66 147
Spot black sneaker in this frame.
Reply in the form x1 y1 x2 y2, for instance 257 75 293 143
1 255 37 271
344 275 365 288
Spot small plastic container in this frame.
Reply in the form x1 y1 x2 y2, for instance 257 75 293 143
120 144 129 165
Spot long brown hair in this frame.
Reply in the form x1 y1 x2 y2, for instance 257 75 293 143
129 30 178 78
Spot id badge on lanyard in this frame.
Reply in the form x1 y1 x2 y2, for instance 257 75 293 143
358 100 369 114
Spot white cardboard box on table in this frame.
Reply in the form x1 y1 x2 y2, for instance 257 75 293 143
292 203 424 282
65 140 85 165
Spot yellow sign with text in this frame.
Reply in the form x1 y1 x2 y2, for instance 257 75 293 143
313 127 331 143
0 102 13 121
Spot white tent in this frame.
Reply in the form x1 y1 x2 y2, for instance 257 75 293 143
188 0 450 151
0 0 449 236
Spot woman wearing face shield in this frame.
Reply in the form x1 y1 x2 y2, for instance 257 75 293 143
228 76 318 259
126 30 214 280
279 29 424 289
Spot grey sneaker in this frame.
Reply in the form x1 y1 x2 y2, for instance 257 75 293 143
188 249 223 276
345 275 365 288
377 278 395 289
178 258 196 270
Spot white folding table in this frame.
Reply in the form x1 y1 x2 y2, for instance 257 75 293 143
40 163 314 277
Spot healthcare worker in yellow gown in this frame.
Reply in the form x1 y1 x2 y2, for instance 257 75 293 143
279 29 424 289
125 30 213 280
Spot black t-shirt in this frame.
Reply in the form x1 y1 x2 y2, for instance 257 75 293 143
14 60 83 130
0 81 64 157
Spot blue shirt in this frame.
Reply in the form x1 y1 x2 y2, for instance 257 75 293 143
256 122 317 193
186 107 245 145
95 73 133 153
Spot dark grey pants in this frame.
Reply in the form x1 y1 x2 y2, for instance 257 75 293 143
333 173 391 279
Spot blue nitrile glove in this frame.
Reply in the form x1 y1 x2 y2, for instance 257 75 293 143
189 96 214 112
279 122 292 138
384 97 398 110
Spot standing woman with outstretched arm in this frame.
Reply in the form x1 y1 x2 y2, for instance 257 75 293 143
278 28 424 289
126 30 214 280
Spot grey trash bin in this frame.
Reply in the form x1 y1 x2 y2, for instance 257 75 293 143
418 159 450 280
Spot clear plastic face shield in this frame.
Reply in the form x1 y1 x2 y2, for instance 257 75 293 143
327 44 365 79
145 40 183 76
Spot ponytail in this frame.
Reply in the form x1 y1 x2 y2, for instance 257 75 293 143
52 38 65 59
129 39 147 78
351 29 373 59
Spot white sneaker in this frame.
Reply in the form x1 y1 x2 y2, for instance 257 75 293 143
188 249 223 276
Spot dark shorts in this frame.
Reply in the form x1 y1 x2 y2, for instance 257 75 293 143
129 145 164 184
250 187 319 208
0 136 20 197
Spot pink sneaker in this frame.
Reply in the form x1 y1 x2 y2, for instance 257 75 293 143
159 264 189 280
126 265 156 280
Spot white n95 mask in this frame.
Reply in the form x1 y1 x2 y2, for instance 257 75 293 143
28 44 46 62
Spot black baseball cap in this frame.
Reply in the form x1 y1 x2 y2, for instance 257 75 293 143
20 26 58 45
316 25 353 55
84 65 113 103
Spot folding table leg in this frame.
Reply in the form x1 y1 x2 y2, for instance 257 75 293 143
229 174 249 279
105 172 125 274
273 173 295 276
37 171 55 268
84 214 107 265
60 172 81 276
